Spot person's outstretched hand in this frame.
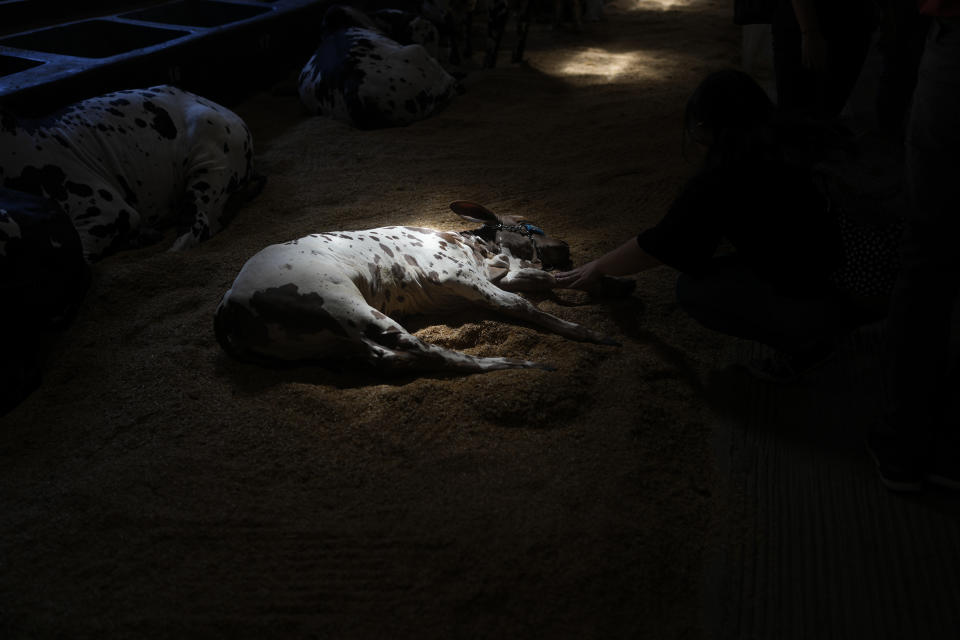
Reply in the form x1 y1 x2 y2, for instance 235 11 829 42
553 238 660 291
554 260 604 291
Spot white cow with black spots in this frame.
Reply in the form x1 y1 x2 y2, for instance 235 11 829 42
215 202 618 373
298 4 458 129
0 85 259 262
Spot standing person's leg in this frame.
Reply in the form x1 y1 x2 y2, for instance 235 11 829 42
771 0 813 114
818 3 878 118
875 0 928 139
874 18 960 490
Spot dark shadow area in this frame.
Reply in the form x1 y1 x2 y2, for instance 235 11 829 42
708 317 960 639
0 19 190 58
0 53 43 77
121 0 272 28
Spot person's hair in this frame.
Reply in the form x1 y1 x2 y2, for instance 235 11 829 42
684 69 773 140
682 69 775 166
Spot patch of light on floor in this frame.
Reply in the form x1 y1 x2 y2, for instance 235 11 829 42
607 0 693 10
556 47 651 80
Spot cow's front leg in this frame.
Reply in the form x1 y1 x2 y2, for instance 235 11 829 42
513 0 533 63
473 281 618 345
485 0 509 68
496 267 557 292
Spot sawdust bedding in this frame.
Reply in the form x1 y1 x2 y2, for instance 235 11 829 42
1 2 745 637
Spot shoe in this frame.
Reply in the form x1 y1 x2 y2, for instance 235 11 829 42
925 448 960 491
926 469 960 491
745 342 836 384
866 431 923 492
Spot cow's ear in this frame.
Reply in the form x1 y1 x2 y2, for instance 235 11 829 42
450 201 499 226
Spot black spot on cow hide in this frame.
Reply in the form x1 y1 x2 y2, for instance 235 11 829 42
3 164 68 202
143 100 178 140
249 283 347 339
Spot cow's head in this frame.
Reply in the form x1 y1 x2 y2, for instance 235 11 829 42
450 201 571 270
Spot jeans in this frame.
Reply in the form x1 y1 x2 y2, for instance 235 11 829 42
883 18 960 454
676 257 850 355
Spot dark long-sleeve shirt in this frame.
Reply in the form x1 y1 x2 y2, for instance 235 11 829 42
637 156 844 296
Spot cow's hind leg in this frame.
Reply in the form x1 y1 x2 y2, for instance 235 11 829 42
513 0 533 63
215 290 550 373
171 118 255 251
360 312 552 373
485 0 509 68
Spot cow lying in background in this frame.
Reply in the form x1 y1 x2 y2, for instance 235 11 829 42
0 85 260 262
369 7 442 59
362 0 474 65
364 0 532 69
0 188 88 415
215 201 618 374
298 5 459 129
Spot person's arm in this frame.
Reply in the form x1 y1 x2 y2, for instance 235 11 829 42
553 237 661 291
792 0 827 70
556 166 725 292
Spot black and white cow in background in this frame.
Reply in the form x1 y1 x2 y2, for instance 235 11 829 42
298 4 459 129
370 7 442 59
364 0 532 69
362 0 474 66
215 201 619 373
0 187 88 415
0 85 261 262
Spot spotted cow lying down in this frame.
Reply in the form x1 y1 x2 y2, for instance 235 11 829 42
215 202 619 374
298 5 459 129
1 187 88 414
0 85 259 262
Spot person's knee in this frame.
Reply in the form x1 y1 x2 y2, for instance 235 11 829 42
675 272 703 313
